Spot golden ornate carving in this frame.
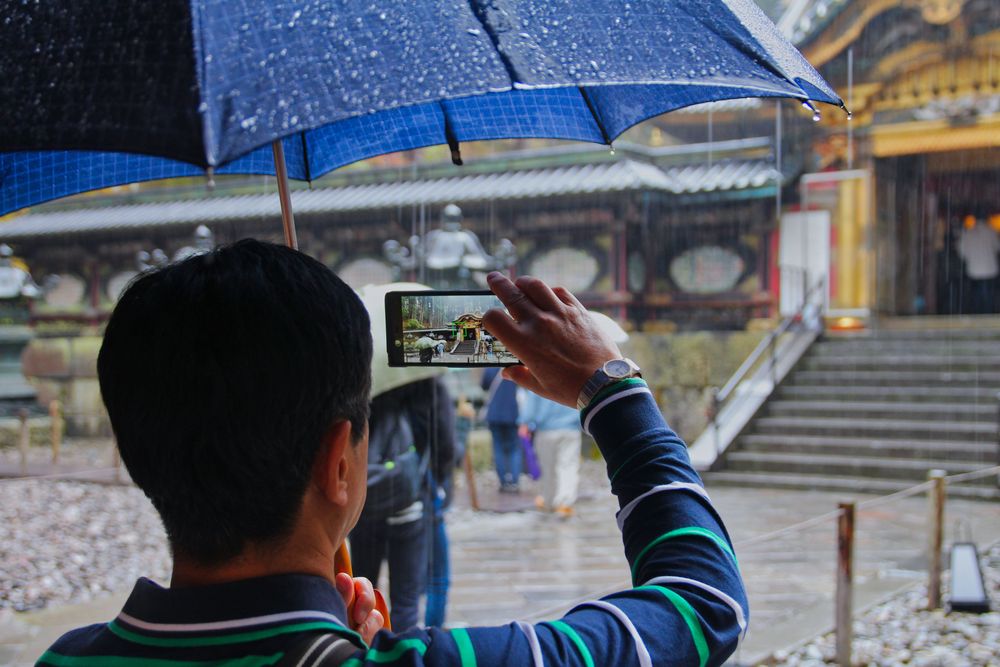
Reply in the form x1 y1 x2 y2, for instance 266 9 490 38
920 0 964 25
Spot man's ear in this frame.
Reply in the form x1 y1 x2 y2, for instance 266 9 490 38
315 420 354 507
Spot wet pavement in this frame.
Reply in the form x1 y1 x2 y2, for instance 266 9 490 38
4 461 999 666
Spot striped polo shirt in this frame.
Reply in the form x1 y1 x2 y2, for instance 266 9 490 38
39 379 747 667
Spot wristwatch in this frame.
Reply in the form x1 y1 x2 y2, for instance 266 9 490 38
577 358 642 410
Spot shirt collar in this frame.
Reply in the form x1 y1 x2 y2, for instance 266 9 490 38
117 574 350 634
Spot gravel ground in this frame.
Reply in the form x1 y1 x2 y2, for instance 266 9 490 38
0 479 169 612
770 541 1000 667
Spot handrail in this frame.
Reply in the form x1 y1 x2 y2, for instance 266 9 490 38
715 275 825 406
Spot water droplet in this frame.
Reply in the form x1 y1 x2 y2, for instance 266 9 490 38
609 145 616 155
240 116 258 129
466 28 481 36
197 102 208 113
812 112 821 122
846 110 853 121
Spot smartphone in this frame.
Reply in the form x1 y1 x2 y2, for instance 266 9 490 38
385 290 521 367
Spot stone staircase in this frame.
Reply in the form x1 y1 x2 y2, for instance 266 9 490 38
450 340 478 356
705 320 1000 499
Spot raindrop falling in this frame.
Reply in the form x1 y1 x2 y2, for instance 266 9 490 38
608 145 616 156
812 112 821 122
846 110 854 121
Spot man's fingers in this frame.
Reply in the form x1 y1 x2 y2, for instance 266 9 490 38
335 572 355 608
515 276 564 312
502 365 544 396
352 578 376 625
360 610 384 644
487 272 538 322
552 286 585 311
482 307 522 350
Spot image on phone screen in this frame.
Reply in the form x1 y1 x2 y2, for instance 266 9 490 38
385 290 521 367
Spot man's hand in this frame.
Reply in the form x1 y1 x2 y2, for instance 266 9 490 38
484 273 621 408
518 424 531 440
335 573 384 644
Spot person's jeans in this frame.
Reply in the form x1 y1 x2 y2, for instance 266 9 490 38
969 278 996 314
424 496 450 627
489 423 521 487
349 511 428 631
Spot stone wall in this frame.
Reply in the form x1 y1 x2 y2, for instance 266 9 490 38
622 330 767 443
19 329 768 443
21 333 108 437
462 329 768 470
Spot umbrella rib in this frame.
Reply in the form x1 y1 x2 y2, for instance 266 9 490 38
465 0 520 85
300 133 312 185
578 87 613 147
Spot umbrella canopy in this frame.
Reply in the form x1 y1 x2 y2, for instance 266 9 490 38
358 282 447 397
0 0 841 217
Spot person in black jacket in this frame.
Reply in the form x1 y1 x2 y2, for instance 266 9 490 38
349 377 455 630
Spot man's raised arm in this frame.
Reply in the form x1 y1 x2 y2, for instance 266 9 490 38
355 274 747 666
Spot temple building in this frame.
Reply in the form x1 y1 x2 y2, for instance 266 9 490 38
0 137 789 332
784 0 1000 317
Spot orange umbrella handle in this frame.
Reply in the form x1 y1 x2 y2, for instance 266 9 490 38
336 542 392 632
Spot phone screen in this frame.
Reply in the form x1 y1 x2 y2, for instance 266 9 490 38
384 290 521 367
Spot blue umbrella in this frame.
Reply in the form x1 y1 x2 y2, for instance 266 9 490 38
0 0 841 241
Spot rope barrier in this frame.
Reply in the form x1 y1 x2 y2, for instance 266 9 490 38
856 480 934 510
524 463 1000 621
0 467 121 483
735 508 844 549
944 465 1000 485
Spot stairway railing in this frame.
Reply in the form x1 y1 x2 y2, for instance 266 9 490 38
711 274 826 455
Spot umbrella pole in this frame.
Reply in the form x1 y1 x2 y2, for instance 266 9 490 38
271 140 299 250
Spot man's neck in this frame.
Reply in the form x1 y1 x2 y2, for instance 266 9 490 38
170 538 337 588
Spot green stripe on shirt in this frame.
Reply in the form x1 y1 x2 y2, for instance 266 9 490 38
631 526 738 584
340 637 428 665
451 628 477 667
37 651 284 667
547 620 595 667
635 586 710 667
579 378 647 422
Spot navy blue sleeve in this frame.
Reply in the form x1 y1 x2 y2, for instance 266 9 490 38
342 379 746 667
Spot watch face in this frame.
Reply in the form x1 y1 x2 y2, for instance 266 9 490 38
604 358 632 379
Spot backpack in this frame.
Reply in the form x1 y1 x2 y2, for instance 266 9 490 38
361 406 428 521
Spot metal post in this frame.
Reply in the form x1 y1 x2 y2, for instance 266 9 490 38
462 449 479 511
927 469 947 610
711 388 721 456
769 333 777 386
835 502 855 667
271 140 298 250
49 399 62 464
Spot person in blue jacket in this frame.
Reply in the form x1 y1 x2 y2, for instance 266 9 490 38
39 240 747 667
481 366 521 493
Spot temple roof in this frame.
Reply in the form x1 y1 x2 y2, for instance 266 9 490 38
0 139 782 241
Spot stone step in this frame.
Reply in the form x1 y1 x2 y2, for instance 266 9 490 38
774 385 999 403
786 369 1000 387
750 416 995 440
828 326 1000 341
764 400 995 421
702 471 1000 500
723 451 987 481
801 355 1000 372
810 341 1000 357
736 434 996 461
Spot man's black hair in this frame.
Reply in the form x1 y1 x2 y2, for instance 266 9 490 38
98 239 372 564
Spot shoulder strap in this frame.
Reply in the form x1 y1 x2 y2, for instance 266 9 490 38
277 633 360 667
